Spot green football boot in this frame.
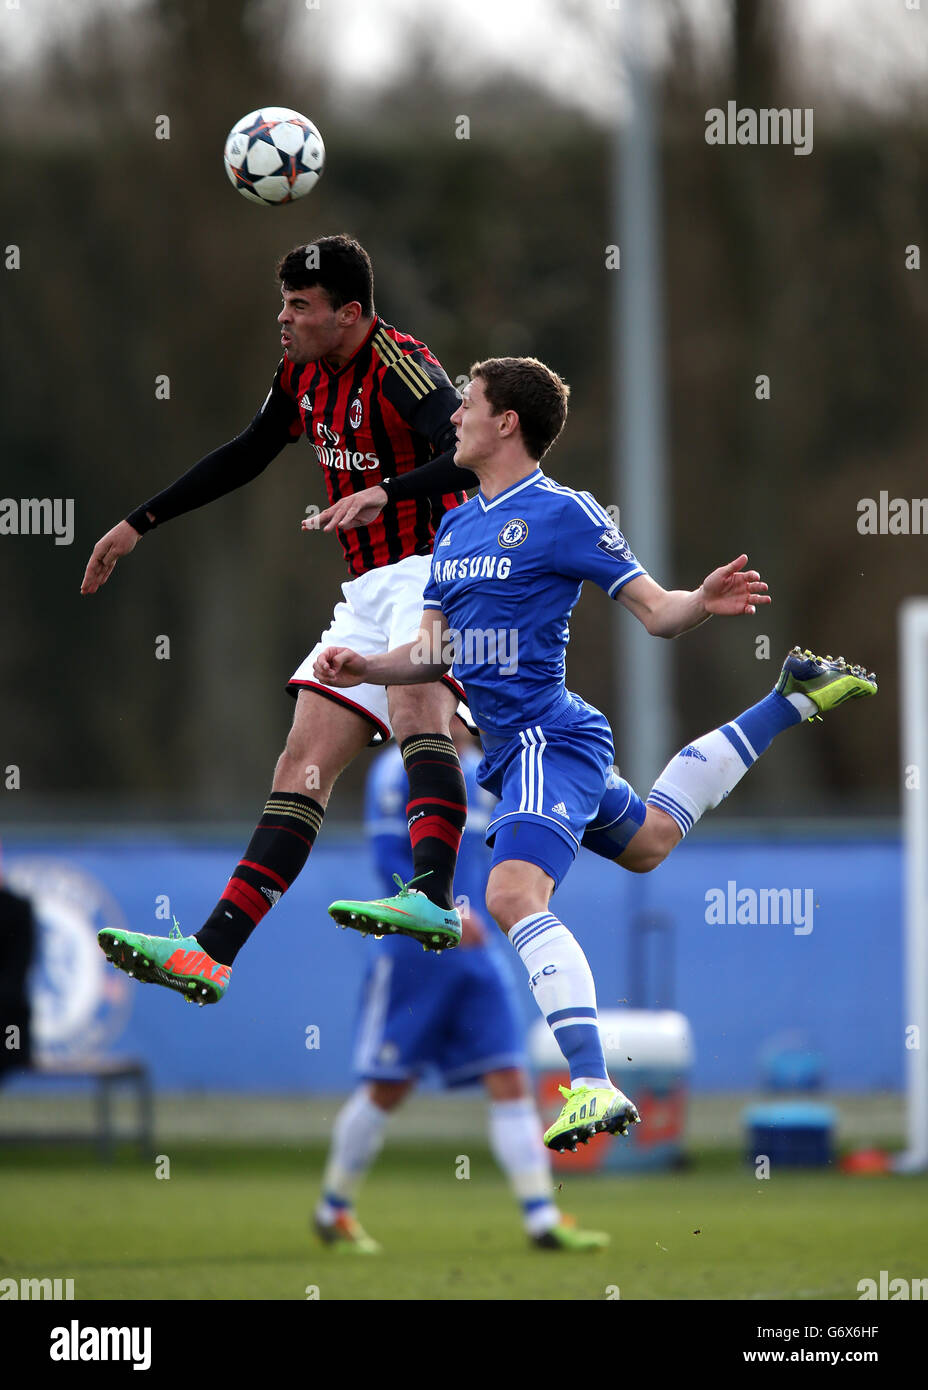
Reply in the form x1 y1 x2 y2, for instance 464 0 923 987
328 873 462 952
97 918 231 1005
543 1083 640 1153
532 1217 610 1252
313 1210 382 1255
776 647 877 717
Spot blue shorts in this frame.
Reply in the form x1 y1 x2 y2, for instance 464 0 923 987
478 694 615 887
353 934 525 1088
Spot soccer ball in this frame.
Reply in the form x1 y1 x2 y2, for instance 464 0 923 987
223 107 325 206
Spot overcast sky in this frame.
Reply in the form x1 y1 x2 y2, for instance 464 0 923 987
2 0 926 121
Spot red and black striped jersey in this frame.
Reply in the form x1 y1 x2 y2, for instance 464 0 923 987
270 317 464 577
125 317 465 576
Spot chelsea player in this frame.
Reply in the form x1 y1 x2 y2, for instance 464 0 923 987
315 357 876 1152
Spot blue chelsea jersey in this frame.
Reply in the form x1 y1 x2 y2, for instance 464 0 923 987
421 468 646 735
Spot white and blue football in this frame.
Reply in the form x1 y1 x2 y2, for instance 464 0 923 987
223 107 325 206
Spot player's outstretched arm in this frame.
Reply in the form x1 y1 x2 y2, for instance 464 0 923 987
617 555 770 637
83 369 301 594
80 519 144 595
314 611 452 687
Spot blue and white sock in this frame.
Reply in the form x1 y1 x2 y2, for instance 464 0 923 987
508 912 610 1087
488 1097 559 1236
316 1086 389 1221
648 689 812 837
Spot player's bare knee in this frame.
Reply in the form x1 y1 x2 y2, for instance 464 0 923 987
618 806 681 874
387 683 456 745
485 884 545 932
278 735 336 796
483 1067 529 1102
276 691 372 795
485 881 517 930
392 716 444 748
368 1080 411 1111
619 843 665 874
489 901 523 933
649 805 683 861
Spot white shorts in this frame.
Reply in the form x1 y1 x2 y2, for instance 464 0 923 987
288 553 466 743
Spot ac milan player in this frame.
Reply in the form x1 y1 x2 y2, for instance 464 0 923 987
82 235 479 1004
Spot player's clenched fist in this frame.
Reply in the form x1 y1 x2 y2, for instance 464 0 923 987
313 646 369 687
80 520 142 595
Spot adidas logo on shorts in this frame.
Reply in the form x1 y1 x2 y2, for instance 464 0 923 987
552 802 568 817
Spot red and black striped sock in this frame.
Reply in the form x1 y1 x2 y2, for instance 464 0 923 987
402 733 467 910
195 792 325 965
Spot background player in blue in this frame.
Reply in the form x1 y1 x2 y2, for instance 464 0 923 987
314 356 876 1153
314 722 609 1253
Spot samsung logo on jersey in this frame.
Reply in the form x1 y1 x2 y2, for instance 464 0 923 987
435 555 512 583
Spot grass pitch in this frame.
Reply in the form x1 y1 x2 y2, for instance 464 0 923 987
2 1142 926 1301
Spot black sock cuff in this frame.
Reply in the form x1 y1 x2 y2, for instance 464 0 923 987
400 733 459 765
264 791 325 810
261 792 325 837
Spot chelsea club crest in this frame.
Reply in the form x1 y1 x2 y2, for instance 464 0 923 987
5 858 132 1059
497 518 528 548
